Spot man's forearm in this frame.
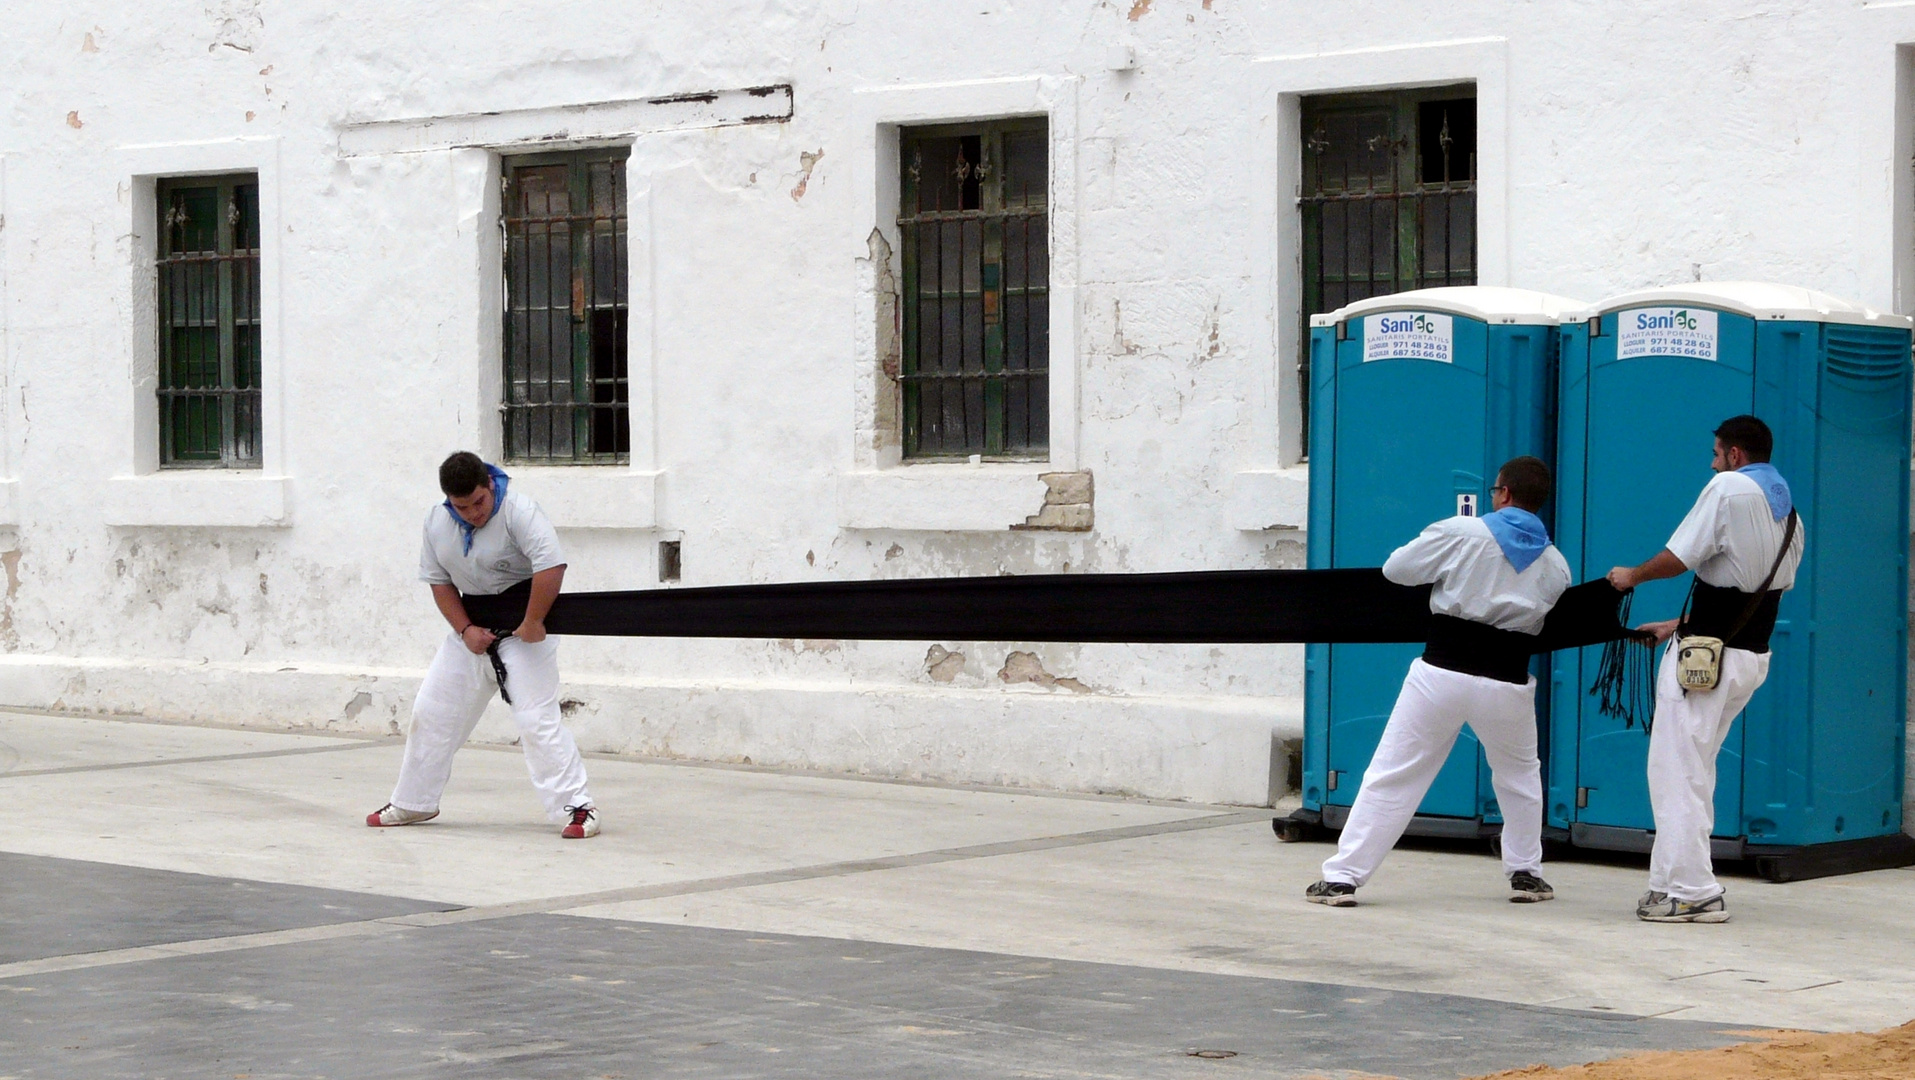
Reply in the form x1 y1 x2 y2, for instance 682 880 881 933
523 565 566 625
431 584 473 631
1613 549 1689 591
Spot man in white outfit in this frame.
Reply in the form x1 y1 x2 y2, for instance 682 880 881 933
1608 416 1802 922
367 451 600 839
1308 456 1570 907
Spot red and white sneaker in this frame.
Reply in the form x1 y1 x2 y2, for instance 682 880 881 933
366 803 439 827
562 805 599 839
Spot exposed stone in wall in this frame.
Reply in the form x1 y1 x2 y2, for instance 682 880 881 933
0 544 21 650
924 644 965 683
998 650 1091 693
1017 471 1094 531
790 148 823 201
208 0 263 53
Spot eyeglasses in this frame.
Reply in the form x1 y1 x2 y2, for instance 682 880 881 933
1489 485 1508 493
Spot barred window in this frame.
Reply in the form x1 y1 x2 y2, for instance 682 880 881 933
1300 88 1475 440
898 119 1048 459
502 149 630 464
157 174 261 468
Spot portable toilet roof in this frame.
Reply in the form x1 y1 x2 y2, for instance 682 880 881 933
1586 281 1912 329
1310 286 1588 328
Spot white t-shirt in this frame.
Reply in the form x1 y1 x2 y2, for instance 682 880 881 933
1382 516 1572 635
419 488 566 596
1664 470 1804 593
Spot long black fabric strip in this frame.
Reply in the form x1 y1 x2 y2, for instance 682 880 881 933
461 570 1634 654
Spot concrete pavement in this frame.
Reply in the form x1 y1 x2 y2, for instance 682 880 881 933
4 708 1913 1077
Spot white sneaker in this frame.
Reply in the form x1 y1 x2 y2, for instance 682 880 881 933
366 803 438 827
562 805 599 839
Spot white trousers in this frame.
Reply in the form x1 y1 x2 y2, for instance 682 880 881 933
1322 658 1544 888
1646 639 1769 903
390 633 594 822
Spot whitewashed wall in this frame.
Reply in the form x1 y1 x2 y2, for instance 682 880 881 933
0 1 1910 812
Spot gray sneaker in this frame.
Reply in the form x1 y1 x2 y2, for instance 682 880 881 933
1636 890 1729 923
1509 871 1555 903
1305 880 1358 907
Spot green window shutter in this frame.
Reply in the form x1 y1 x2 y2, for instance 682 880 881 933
157 173 262 468
898 119 1049 459
502 149 631 464
1298 88 1476 448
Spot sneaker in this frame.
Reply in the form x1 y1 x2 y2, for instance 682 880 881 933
1304 880 1357 907
561 805 599 839
1636 890 1730 923
1509 871 1555 903
366 803 438 827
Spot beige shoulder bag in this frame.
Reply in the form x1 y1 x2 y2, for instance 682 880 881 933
1673 510 1797 693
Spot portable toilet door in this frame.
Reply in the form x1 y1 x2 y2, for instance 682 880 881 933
1554 283 1914 871
1303 286 1580 837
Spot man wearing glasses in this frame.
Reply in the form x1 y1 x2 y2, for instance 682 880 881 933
1306 457 1568 907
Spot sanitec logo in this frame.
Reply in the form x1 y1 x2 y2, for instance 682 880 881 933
1377 314 1438 335
1635 309 1700 331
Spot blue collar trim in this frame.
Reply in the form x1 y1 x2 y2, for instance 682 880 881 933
1735 463 1792 521
1481 506 1550 573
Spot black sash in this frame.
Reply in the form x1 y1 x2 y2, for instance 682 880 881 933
460 580 532 703
1682 582 1782 654
462 579 533 634
1421 613 1536 684
457 569 1633 652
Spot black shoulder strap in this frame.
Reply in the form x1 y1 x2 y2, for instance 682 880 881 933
1726 509 1798 641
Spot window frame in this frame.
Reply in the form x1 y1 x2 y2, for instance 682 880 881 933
154 172 263 470
896 116 1050 462
1297 85 1477 447
499 146 632 466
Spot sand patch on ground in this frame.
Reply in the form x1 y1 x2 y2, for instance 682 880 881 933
1473 1020 1915 1079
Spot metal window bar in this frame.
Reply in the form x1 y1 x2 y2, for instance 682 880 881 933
502 149 630 464
898 121 1049 459
1298 92 1476 449
156 175 262 468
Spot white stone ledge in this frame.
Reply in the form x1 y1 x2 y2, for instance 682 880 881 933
104 474 292 528
0 480 18 526
839 466 1053 532
0 655 1301 806
337 85 794 156
510 467 660 530
1228 467 1309 532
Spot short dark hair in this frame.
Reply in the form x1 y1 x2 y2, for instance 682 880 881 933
1713 415 1772 463
1496 456 1551 512
439 451 489 497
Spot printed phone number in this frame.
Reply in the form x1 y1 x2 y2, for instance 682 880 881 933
1367 341 1453 361
1619 333 1714 359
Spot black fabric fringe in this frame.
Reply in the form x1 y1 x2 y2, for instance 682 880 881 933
485 633 516 704
463 570 1635 652
1588 590 1658 731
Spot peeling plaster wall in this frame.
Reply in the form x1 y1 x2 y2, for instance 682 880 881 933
0 2 1910 812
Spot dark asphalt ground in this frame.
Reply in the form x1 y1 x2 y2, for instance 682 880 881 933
0 851 1747 1080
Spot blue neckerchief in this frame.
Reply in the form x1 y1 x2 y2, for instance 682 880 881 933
1735 463 1791 521
1481 507 1550 573
444 464 510 556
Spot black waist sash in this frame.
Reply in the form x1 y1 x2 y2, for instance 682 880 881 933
462 579 533 634
457 569 1633 651
1421 613 1535 684
461 580 534 704
1682 581 1782 654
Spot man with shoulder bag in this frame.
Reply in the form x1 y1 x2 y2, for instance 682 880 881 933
1607 416 1804 923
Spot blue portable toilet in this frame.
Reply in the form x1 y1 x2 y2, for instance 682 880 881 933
1299 286 1583 840
1553 283 1915 878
